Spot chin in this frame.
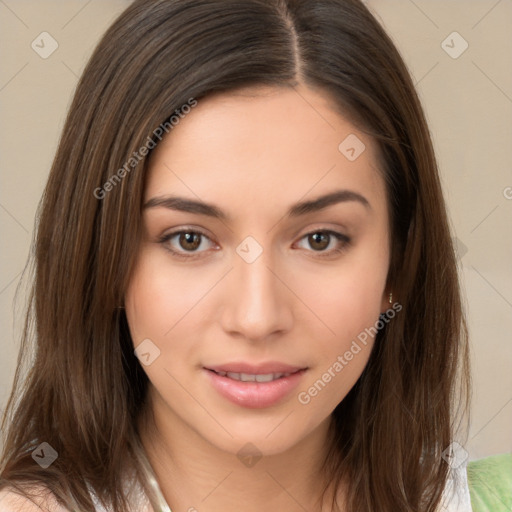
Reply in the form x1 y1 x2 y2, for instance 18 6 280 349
196 412 322 459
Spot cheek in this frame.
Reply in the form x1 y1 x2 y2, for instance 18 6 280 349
292 241 388 402
125 260 171 344
296 253 388 345
125 247 206 342
124 251 204 398
294 277 383 414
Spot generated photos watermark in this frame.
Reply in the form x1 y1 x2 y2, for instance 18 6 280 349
297 301 402 405
93 98 198 200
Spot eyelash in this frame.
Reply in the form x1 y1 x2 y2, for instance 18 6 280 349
157 227 351 261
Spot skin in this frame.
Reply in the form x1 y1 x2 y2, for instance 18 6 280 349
125 83 391 512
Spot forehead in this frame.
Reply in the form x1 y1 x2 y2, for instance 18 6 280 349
145 84 385 217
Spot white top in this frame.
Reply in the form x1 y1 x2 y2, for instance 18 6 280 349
438 463 473 511
0 463 472 511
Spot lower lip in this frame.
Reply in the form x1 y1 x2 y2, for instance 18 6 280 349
204 369 307 409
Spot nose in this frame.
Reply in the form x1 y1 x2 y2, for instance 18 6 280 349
220 245 293 342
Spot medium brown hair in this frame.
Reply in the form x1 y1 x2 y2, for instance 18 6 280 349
0 0 470 510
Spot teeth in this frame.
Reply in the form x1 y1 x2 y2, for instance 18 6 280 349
219 371 291 382
255 374 275 382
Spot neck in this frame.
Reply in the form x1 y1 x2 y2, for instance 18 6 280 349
137 388 341 512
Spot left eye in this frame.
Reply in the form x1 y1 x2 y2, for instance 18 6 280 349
158 229 350 259
295 230 350 255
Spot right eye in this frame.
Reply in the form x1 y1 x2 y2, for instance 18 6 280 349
158 228 218 260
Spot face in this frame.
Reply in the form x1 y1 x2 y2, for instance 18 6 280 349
125 84 391 457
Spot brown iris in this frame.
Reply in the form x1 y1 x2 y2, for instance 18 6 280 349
308 232 330 251
179 232 202 251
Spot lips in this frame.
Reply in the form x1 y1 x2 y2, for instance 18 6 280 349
203 362 308 408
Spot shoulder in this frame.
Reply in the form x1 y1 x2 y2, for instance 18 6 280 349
0 485 69 512
467 453 512 512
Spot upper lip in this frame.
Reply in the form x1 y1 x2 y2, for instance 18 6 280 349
205 362 307 375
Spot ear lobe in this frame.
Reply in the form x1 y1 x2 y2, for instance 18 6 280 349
380 290 392 313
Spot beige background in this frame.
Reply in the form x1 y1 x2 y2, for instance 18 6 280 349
1 1 511 460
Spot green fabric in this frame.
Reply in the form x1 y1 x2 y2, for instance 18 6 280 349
467 453 512 511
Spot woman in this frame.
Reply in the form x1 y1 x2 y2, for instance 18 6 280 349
1 0 503 510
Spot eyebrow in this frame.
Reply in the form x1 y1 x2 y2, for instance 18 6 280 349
142 189 370 221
